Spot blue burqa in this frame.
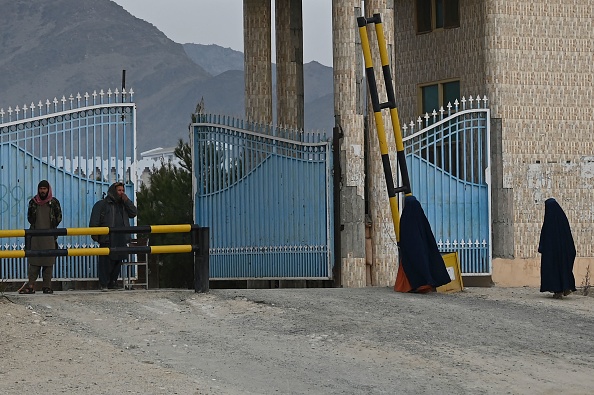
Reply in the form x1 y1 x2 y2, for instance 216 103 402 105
538 198 576 294
399 195 451 291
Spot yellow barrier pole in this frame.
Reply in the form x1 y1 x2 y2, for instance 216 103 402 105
150 224 192 234
357 15 402 240
67 248 111 257
0 250 26 258
374 19 412 198
66 227 110 236
0 224 210 293
0 229 25 238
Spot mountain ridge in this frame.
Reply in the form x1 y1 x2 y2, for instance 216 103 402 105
0 0 334 152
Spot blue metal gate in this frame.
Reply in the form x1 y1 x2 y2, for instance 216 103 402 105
192 114 334 279
0 89 136 280
402 96 491 274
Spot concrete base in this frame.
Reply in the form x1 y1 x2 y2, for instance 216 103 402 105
211 280 334 289
492 257 593 287
462 276 494 287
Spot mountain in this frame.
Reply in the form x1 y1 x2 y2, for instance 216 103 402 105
0 0 334 152
192 70 245 117
183 44 244 76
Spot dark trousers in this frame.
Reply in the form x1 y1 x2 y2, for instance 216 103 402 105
97 254 122 286
28 265 53 288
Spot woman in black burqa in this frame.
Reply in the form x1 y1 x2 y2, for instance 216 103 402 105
538 198 576 299
394 195 451 293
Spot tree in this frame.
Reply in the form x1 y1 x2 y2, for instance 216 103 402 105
137 139 194 288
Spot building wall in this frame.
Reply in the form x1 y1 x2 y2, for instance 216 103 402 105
484 0 594 264
393 0 487 124
484 0 594 286
364 0 398 287
276 0 304 130
333 0 367 287
393 0 594 286
244 0 273 124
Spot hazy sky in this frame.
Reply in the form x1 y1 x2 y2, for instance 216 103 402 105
112 0 333 66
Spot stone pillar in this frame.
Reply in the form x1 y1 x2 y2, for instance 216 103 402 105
244 0 273 124
275 0 304 130
333 0 367 287
363 0 398 287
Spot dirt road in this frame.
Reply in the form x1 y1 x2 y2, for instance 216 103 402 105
2 286 593 394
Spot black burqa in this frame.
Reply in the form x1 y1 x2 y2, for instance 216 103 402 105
399 195 451 290
538 198 576 293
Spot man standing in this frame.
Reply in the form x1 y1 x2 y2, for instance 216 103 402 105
89 182 137 291
19 180 62 294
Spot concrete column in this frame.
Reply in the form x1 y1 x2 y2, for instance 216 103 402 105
332 0 367 287
275 0 304 130
364 0 398 287
244 0 273 124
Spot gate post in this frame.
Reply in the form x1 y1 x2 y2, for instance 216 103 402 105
193 226 210 293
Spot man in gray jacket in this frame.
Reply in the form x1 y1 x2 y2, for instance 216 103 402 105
89 182 137 290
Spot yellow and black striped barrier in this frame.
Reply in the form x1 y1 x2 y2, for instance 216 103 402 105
0 224 210 292
357 13 412 241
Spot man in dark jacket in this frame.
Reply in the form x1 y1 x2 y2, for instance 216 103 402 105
89 182 137 290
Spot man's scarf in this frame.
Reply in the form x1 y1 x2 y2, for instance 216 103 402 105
33 181 53 205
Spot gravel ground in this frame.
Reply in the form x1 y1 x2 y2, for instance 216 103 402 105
1 286 593 395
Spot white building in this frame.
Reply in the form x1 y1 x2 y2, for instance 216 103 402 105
136 147 181 187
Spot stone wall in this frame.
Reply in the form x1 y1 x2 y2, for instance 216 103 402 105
392 0 594 286
364 0 398 287
244 0 273 124
392 0 486 124
484 0 594 262
333 0 367 287
276 0 304 130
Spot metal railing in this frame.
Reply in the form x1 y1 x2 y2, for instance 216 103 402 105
0 224 209 292
1 87 137 278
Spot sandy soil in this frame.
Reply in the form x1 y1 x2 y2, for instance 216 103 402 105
1 286 593 395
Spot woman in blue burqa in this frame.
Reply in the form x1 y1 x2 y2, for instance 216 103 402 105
538 198 576 299
394 195 451 293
